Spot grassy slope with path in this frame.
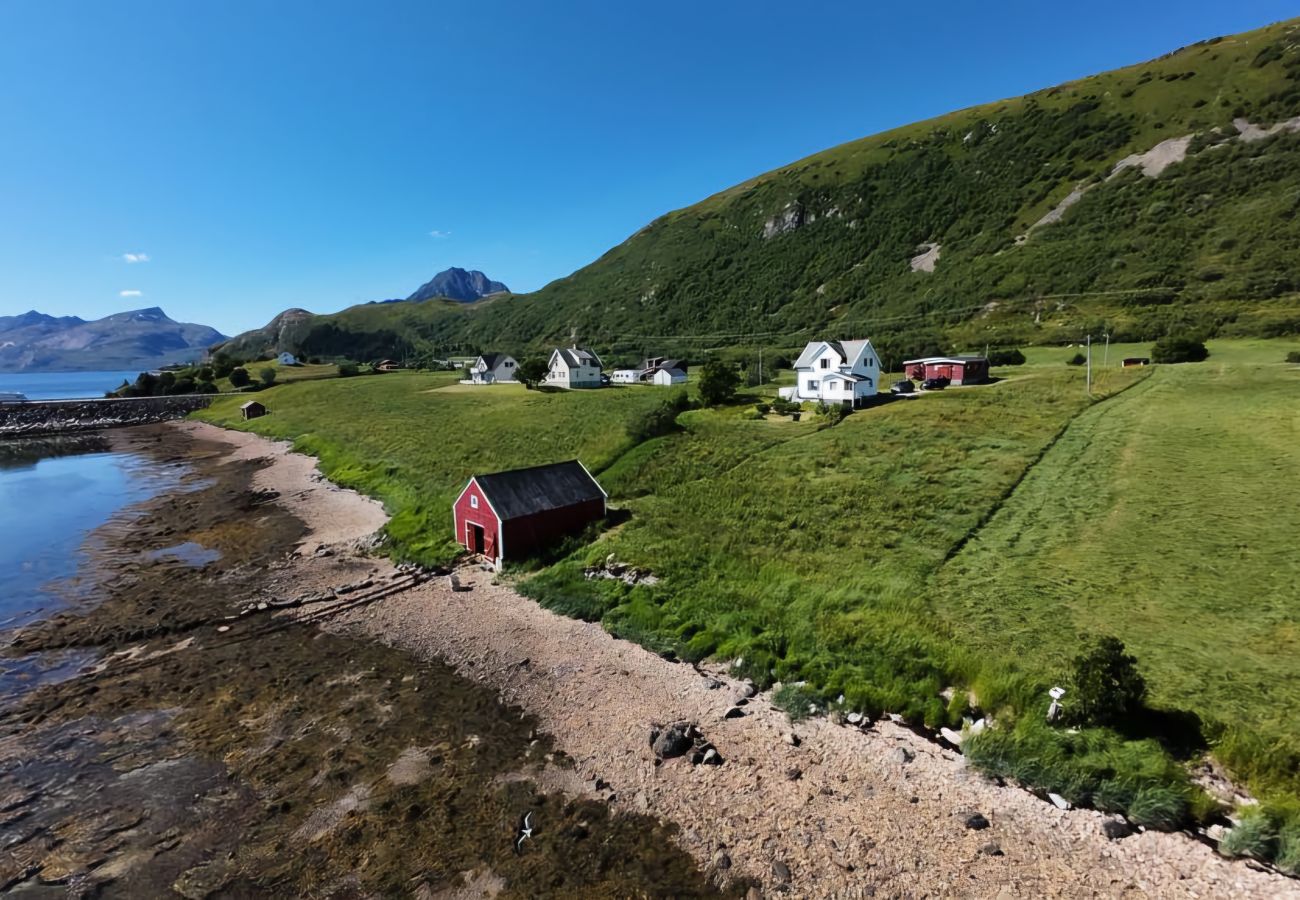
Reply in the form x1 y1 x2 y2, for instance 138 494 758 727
932 340 1300 795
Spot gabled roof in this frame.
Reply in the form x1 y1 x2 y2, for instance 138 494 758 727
471 460 606 521
477 352 504 369
239 400 264 409
655 367 686 378
794 339 876 370
903 356 988 365
553 347 602 368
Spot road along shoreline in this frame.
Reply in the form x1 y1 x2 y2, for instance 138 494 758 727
174 421 1297 899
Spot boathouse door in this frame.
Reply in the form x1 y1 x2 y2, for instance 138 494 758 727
468 523 485 554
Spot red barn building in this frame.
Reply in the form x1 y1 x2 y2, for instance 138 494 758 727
902 356 990 385
453 460 607 569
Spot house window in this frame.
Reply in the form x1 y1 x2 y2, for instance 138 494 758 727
807 380 819 391
820 358 829 369
470 495 478 509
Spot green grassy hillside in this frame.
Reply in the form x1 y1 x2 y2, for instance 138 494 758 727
225 18 1300 363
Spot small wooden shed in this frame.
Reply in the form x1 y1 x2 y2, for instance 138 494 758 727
240 400 267 420
453 460 607 569
1122 357 1150 367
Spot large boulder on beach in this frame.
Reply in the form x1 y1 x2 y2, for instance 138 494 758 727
650 722 695 759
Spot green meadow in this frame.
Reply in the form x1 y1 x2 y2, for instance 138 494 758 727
196 340 1300 844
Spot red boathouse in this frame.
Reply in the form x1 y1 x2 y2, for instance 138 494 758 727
902 356 991 385
452 460 607 569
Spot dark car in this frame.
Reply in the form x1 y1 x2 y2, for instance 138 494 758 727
921 377 950 390
890 379 915 395
599 373 612 386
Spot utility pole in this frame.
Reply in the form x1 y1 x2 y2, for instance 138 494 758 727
1086 334 1092 395
1103 332 1110 369
758 346 763 386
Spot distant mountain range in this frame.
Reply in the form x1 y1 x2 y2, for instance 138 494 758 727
0 307 228 372
406 268 508 303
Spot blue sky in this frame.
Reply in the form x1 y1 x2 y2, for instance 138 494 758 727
1 1 1295 335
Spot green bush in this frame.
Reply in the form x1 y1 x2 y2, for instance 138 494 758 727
1067 636 1147 729
988 348 1027 366
816 402 850 425
337 363 360 378
1220 808 1277 860
698 359 741 406
627 392 690 443
754 403 771 415
1151 335 1210 363
259 367 277 387
772 683 822 721
229 367 251 388
1285 350 1300 364
1066 352 1087 366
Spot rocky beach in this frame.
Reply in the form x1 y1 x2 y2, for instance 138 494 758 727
1 420 1296 898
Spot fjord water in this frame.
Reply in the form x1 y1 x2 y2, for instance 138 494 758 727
0 369 140 400
0 438 160 627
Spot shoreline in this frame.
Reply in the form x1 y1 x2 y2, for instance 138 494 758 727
180 421 1298 898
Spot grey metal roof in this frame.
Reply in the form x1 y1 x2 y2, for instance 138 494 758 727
557 347 602 368
478 353 503 369
473 460 606 521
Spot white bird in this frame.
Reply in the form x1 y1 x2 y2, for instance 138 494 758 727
514 811 534 854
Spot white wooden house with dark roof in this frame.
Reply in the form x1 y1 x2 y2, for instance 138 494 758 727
779 339 882 407
545 346 603 388
469 353 518 384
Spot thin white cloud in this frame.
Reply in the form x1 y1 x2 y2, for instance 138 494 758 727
121 252 150 263
120 289 143 298
428 230 451 239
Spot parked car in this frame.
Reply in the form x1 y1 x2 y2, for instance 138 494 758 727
921 377 950 390
890 379 915 395
599 373 612 386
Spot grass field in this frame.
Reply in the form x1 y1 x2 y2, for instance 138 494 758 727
195 373 679 561
195 339 1300 845
932 340 1300 795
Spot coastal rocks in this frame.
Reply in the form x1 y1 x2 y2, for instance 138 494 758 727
649 721 723 767
723 706 746 720
0 395 214 437
771 859 792 884
890 747 915 766
1047 792 1072 811
1102 818 1136 841
781 732 800 747
979 842 1005 857
583 559 659 587
964 813 991 831
650 722 696 760
173 860 234 899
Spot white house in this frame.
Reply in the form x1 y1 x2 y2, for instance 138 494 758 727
651 367 687 386
779 339 881 407
276 352 298 366
545 346 603 388
469 353 518 384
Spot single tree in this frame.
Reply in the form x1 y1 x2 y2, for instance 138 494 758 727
259 367 277 386
1151 335 1209 364
1068 636 1147 729
229 367 251 388
698 359 741 406
515 357 550 389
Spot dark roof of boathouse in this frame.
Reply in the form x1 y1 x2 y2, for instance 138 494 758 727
471 460 606 520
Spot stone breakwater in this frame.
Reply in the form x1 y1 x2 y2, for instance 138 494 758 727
0 395 215 436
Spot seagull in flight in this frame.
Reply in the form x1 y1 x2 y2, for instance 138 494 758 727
514 811 535 854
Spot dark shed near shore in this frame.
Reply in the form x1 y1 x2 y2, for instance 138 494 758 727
240 400 267 420
453 460 607 569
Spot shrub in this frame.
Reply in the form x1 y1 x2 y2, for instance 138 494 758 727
1151 335 1209 364
1126 784 1190 830
772 683 822 721
229 367 251 388
1278 821 1300 875
337 363 359 378
259 367 277 386
988 348 1026 366
816 401 849 425
698 359 740 406
627 392 690 442
1285 351 1300 364
1067 636 1147 729
1066 352 1087 366
754 403 771 415
1220 808 1277 860
515 357 550 389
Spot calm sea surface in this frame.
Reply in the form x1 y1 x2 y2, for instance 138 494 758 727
0 369 141 400
0 439 162 626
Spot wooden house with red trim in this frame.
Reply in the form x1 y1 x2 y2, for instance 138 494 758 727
453 460 607 569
